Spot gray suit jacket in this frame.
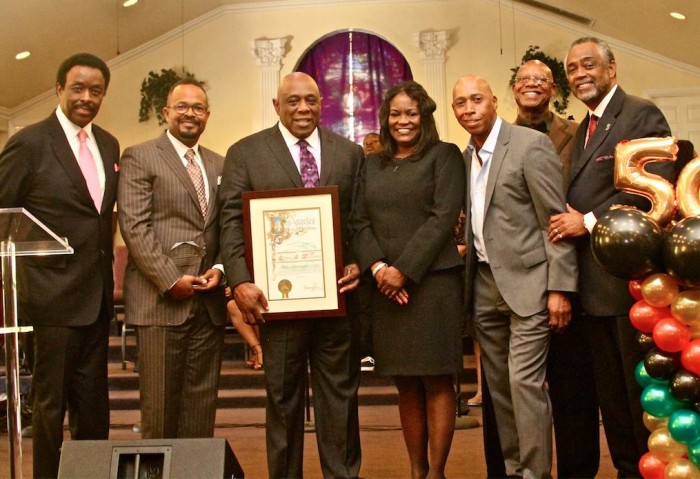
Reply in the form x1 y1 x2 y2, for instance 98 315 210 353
218 124 363 288
464 120 578 318
118 132 227 327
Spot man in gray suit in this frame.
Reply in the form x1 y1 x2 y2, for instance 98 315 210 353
218 72 362 478
452 75 577 479
118 79 227 439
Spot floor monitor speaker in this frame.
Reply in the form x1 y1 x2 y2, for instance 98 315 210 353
57 437 244 478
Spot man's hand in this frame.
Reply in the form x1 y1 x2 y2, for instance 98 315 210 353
192 268 223 292
376 266 409 305
549 205 587 243
338 263 360 294
168 275 207 300
232 282 268 325
548 291 571 333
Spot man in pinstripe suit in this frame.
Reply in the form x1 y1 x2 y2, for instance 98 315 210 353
118 79 227 438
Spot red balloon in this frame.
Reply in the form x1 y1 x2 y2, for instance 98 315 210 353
639 451 666 479
630 300 671 333
654 317 692 353
630 279 645 301
682 340 700 376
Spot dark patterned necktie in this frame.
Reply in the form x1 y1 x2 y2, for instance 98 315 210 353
298 140 320 188
585 114 598 148
185 148 207 217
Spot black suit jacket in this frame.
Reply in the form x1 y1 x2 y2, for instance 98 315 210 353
218 124 362 288
567 87 671 316
0 112 120 326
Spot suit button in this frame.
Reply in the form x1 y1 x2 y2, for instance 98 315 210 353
100 249 106 257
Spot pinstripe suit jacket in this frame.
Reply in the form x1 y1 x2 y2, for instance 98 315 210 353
118 132 227 326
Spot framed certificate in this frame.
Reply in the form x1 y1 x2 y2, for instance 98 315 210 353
242 186 345 320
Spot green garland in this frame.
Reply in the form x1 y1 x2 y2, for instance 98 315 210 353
139 68 205 125
509 45 570 115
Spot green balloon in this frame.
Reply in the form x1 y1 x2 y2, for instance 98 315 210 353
641 384 687 417
669 409 700 444
636 360 668 388
688 437 700 467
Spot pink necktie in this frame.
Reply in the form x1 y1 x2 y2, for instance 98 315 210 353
78 129 102 211
185 148 208 217
298 140 320 188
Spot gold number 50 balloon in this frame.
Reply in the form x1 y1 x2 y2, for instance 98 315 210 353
677 155 700 218
614 137 678 226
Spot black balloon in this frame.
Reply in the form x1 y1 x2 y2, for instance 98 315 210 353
644 347 681 380
670 369 700 403
636 332 657 354
664 216 700 286
591 207 664 279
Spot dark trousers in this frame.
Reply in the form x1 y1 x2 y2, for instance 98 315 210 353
582 312 647 478
261 316 361 479
136 311 225 439
32 317 110 478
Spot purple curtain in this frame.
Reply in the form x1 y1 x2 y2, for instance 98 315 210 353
297 31 413 143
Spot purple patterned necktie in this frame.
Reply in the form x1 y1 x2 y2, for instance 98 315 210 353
298 140 320 188
185 148 207 217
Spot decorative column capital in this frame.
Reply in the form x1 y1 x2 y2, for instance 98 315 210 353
414 30 450 61
253 37 289 68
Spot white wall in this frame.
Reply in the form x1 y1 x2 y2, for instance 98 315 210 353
6 0 700 154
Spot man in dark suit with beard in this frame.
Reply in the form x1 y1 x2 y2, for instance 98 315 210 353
0 53 119 478
118 79 228 440
218 72 363 478
550 37 673 477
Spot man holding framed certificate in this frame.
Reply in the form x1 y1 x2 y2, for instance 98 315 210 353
218 72 363 478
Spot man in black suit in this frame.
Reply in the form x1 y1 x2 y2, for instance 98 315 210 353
0 53 119 478
218 72 363 478
550 37 672 476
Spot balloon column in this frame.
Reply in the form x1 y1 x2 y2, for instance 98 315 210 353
592 137 700 478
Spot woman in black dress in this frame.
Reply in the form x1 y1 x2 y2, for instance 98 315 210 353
352 81 465 478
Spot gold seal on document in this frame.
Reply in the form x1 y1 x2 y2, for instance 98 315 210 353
278 279 292 298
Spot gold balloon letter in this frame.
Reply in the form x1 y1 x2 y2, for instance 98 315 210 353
614 137 678 226
677 155 700 217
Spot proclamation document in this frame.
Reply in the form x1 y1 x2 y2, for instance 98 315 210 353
243 187 345 319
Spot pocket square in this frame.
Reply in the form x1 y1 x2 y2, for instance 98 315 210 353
595 155 614 162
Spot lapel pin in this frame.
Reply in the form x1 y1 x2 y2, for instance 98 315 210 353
114 163 120 172
605 124 611 131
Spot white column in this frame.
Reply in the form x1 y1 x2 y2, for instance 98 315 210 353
253 37 289 128
414 31 450 136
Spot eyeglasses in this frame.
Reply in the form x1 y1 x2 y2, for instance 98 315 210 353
167 102 208 116
514 76 552 85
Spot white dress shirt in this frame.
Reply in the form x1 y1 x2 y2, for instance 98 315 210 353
469 117 503 263
277 122 322 175
55 106 106 194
